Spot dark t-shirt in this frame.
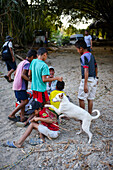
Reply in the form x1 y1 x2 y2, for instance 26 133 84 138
80 52 97 79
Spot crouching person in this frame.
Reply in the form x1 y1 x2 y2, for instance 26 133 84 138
6 101 59 148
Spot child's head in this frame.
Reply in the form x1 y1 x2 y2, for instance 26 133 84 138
27 101 42 116
49 66 55 78
37 47 48 61
85 30 88 35
56 81 65 91
75 40 87 55
27 49 37 62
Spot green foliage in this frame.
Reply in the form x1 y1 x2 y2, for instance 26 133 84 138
61 36 70 46
64 25 78 36
0 0 113 45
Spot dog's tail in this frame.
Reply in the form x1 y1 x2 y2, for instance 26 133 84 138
91 109 100 120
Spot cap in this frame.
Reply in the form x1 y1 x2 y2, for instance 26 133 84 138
49 66 54 70
5 36 13 41
26 100 42 114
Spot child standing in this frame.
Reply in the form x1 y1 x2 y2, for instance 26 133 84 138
75 40 98 114
8 49 37 122
84 30 92 52
29 47 63 105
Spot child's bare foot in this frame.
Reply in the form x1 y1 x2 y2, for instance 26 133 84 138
14 141 23 148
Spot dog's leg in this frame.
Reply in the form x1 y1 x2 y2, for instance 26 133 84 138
59 115 64 123
76 120 83 135
44 104 61 114
82 120 92 144
76 128 82 135
59 114 68 123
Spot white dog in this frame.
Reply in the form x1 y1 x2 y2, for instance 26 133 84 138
45 93 100 144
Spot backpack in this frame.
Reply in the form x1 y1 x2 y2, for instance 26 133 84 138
2 42 12 61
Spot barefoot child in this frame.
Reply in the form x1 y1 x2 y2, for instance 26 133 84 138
6 101 59 148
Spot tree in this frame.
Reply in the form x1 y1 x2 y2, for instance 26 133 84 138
48 0 113 34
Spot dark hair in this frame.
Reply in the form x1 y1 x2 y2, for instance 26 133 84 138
75 40 87 49
27 49 37 58
37 47 48 56
56 81 65 91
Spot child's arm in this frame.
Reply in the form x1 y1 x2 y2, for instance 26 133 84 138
31 116 53 123
84 68 89 93
9 47 15 62
42 75 63 82
28 70 32 81
95 67 98 77
25 114 34 125
21 69 30 81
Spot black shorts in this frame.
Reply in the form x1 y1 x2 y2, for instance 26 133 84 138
5 60 17 71
14 90 28 102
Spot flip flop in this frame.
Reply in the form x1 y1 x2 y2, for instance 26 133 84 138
8 79 14 83
8 117 18 122
4 75 9 82
16 122 25 127
6 141 17 148
29 138 44 145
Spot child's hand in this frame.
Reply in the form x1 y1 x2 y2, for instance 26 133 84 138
31 116 39 122
84 84 88 93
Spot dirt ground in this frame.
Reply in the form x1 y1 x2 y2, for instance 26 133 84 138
0 46 113 170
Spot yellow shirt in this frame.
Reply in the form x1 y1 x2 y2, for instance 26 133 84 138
49 90 66 110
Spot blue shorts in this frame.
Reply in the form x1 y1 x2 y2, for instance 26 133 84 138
5 60 17 71
14 90 28 102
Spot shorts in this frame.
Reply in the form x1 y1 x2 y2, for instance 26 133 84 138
33 90 49 103
78 78 97 100
38 124 59 138
14 90 29 102
5 60 17 71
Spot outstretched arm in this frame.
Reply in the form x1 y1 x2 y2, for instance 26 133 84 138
42 75 63 82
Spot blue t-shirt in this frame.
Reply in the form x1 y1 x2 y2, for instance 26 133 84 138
80 52 97 79
29 59 50 92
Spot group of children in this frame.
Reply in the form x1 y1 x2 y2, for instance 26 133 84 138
5 40 98 148
6 47 66 148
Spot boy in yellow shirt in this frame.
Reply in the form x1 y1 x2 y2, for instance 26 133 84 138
49 81 65 116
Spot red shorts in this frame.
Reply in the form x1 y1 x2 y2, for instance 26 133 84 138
33 91 49 103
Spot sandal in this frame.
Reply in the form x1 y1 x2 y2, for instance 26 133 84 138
16 122 25 127
6 141 17 148
8 79 14 82
4 75 9 82
29 138 44 145
8 116 19 122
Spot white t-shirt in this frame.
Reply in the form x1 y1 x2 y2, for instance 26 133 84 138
3 41 14 55
3 41 13 48
84 35 92 47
